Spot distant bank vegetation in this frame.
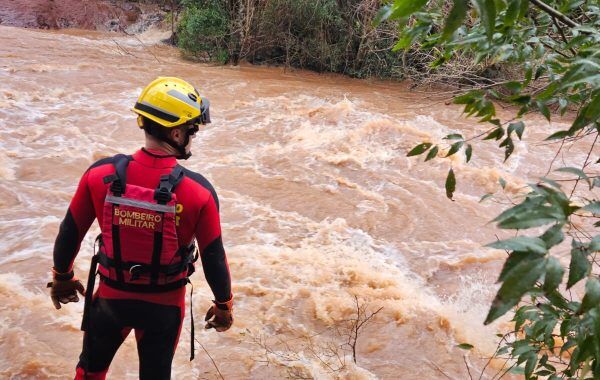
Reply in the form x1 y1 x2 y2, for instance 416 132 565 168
176 0 399 78
174 0 505 85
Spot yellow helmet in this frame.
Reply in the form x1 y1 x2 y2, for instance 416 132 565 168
132 77 210 128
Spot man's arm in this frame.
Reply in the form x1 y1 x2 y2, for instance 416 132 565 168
195 193 232 303
53 170 96 273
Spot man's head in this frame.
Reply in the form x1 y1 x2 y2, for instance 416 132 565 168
132 77 210 159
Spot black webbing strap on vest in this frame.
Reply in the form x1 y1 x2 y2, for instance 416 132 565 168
189 278 195 361
99 275 188 293
96 245 196 280
150 165 184 285
81 234 102 377
104 154 132 283
81 237 101 332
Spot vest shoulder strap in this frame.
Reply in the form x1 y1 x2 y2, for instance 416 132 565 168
102 154 132 196
155 165 185 204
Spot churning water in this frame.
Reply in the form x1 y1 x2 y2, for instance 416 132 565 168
0 26 584 379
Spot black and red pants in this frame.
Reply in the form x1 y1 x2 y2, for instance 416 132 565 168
74 284 185 380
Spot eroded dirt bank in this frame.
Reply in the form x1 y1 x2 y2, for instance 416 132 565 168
0 0 163 32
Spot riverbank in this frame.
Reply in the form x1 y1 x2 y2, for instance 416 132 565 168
0 0 164 32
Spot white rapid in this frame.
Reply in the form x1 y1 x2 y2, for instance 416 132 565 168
0 26 583 379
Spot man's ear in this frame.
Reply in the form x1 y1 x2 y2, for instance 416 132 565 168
170 128 182 142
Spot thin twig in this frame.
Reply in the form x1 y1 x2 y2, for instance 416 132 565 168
551 16 577 56
464 355 474 380
569 133 598 198
425 359 453 379
118 26 161 64
545 137 567 176
479 334 510 380
185 327 225 380
112 39 138 58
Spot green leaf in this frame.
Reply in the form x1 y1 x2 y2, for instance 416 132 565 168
385 0 429 20
498 210 561 229
407 142 432 156
590 235 600 252
485 257 545 324
544 257 564 292
556 167 590 187
524 351 537 378
571 93 600 132
484 127 504 140
558 98 568 115
518 0 529 18
425 145 439 161
504 81 522 94
579 278 600 314
445 168 456 200
453 91 480 105
509 94 531 105
473 0 496 41
582 202 600 214
540 224 564 248
442 0 469 40
456 343 474 350
498 251 544 282
443 134 464 140
507 121 525 140
373 5 393 26
446 141 464 157
567 244 590 289
509 366 525 375
494 195 567 229
545 130 571 140
502 137 514 162
487 236 547 254
480 193 493 202
538 101 551 122
392 23 432 51
465 144 472 162
499 177 507 189
504 0 520 27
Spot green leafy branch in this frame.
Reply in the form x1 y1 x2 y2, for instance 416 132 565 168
379 0 600 378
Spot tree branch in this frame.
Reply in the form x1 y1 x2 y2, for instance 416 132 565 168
529 0 579 28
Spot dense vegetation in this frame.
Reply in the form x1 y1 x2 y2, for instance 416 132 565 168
176 0 442 79
379 0 600 378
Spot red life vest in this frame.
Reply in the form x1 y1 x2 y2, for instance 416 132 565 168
96 154 196 292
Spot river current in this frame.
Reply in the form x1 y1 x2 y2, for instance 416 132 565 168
0 26 583 379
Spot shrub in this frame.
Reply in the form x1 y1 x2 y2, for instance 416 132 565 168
177 0 229 63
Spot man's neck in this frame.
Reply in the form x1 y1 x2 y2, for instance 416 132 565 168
144 138 178 156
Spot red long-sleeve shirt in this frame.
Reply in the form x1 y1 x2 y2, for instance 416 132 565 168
53 148 231 303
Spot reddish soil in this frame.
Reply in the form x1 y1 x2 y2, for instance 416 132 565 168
0 0 144 30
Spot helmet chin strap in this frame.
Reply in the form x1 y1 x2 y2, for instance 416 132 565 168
163 134 192 160
144 124 192 160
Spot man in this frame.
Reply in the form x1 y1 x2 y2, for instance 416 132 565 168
48 77 233 379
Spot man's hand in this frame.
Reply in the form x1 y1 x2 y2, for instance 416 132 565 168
47 268 85 309
204 298 233 332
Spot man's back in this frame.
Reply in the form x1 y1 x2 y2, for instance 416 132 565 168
49 77 233 380
53 149 231 380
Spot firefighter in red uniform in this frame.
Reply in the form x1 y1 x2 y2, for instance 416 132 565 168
48 77 233 379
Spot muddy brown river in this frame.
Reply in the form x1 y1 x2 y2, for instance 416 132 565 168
0 26 585 379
